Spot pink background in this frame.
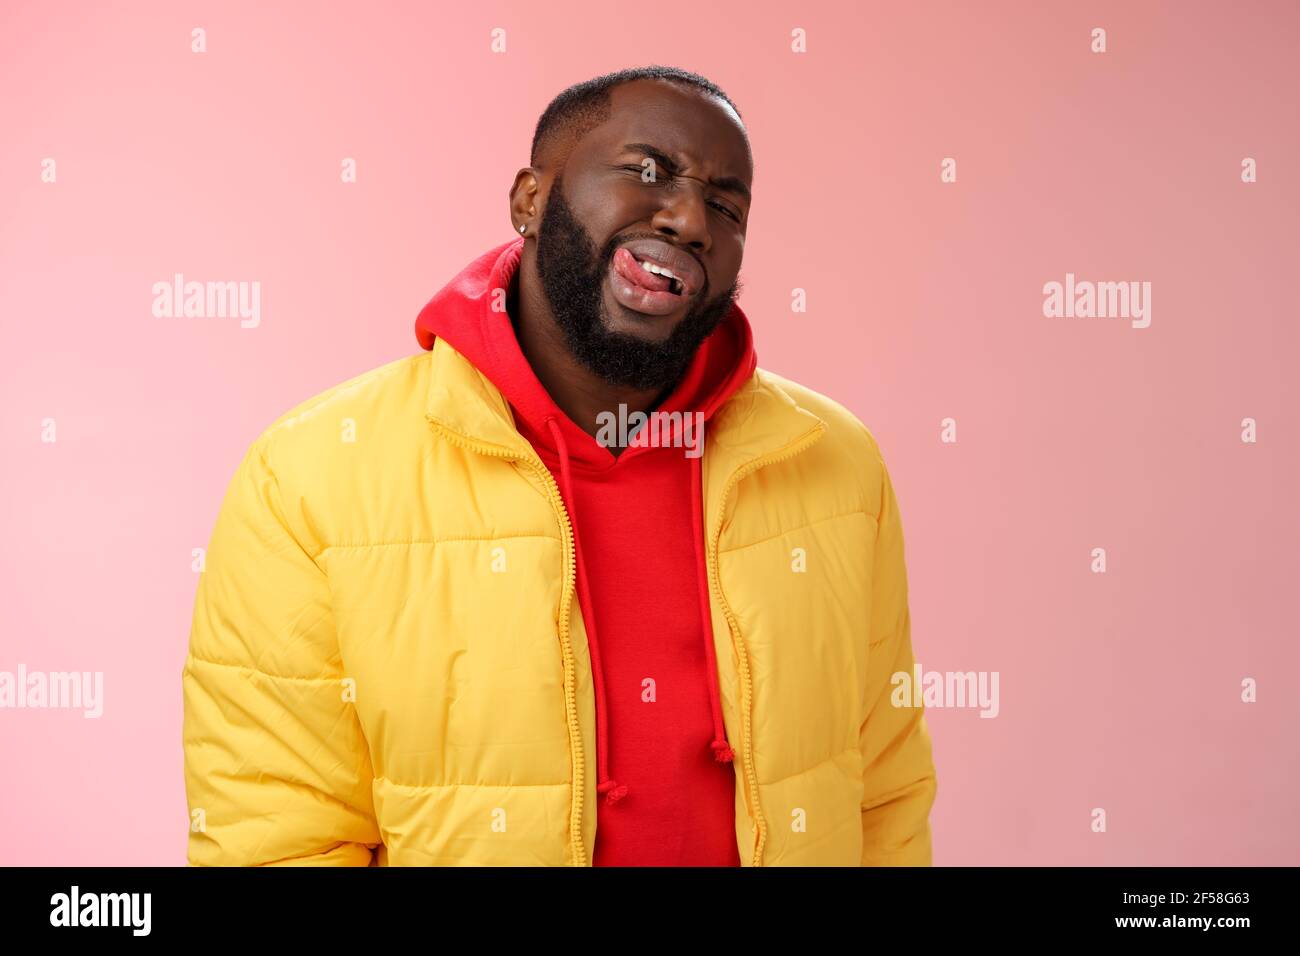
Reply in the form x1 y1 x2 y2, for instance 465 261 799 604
2 0 1296 865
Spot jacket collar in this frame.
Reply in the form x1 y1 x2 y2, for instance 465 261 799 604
423 334 827 495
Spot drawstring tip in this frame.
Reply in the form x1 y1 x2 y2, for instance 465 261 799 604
598 780 629 805
711 739 735 763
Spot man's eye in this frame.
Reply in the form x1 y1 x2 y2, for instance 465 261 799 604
710 201 739 221
621 166 739 221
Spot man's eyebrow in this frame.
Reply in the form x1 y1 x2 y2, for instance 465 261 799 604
621 142 751 204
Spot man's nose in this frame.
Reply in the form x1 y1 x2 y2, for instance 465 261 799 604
649 180 711 254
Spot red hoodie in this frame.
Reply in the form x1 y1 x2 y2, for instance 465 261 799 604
415 237 757 866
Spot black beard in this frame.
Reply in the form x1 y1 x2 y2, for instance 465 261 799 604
533 174 740 392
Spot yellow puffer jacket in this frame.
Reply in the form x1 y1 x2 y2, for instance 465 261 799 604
181 335 938 866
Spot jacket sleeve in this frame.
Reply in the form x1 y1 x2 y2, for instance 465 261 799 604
858 447 938 866
182 435 382 866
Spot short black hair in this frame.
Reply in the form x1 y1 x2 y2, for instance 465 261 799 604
530 64 745 170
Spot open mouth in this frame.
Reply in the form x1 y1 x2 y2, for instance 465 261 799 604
619 249 686 295
608 247 693 316
636 257 685 295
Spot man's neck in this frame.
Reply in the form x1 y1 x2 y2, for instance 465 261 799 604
511 253 669 452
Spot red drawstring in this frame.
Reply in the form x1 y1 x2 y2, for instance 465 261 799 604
541 413 734 811
545 416 628 806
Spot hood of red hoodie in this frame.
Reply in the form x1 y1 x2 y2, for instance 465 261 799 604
414 236 757 465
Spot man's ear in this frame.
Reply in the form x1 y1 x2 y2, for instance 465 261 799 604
509 168 542 234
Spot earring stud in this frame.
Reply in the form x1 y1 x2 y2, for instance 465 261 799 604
519 224 526 234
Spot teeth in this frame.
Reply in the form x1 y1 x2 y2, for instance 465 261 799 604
638 259 679 282
629 254 686 294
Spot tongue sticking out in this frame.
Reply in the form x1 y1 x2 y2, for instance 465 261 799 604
613 247 674 294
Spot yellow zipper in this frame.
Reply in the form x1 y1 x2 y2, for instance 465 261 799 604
705 422 826 866
425 415 589 867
